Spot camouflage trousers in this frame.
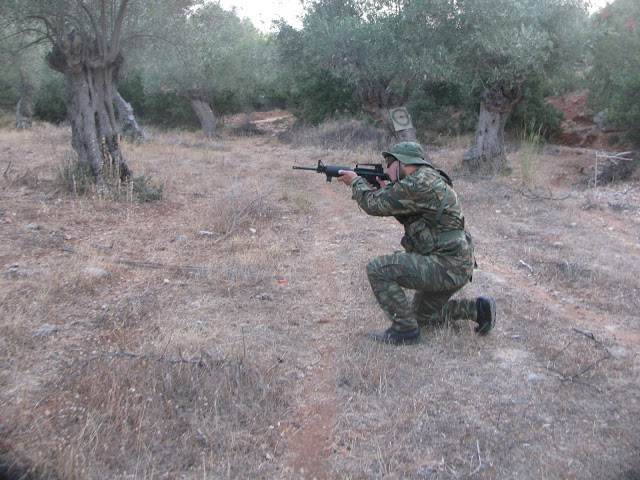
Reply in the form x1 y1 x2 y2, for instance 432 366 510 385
366 251 476 331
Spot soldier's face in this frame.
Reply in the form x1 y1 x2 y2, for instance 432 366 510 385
386 159 400 182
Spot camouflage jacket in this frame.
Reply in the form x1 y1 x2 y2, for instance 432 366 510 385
350 165 471 257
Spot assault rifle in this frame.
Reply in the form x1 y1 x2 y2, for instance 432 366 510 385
293 160 390 189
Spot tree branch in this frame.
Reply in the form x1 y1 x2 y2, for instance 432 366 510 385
497 182 574 200
546 328 613 389
67 348 214 376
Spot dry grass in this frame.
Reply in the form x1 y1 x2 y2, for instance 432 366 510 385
1 121 639 479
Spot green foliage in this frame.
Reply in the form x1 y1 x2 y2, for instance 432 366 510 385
139 3 269 104
118 72 146 119
408 81 477 135
286 70 360 125
34 76 67 124
141 92 200 130
133 174 163 202
508 79 564 140
119 74 245 128
211 90 243 117
429 0 590 90
587 0 640 144
246 87 288 112
278 0 590 140
0 76 21 109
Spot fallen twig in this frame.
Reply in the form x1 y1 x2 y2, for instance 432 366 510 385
547 328 613 389
593 151 636 188
67 349 214 376
62 246 213 272
519 259 534 274
470 440 482 476
113 257 212 272
497 182 574 200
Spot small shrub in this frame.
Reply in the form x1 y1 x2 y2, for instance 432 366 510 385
34 77 67 124
133 174 163 202
231 120 265 136
56 157 94 195
518 122 544 186
409 81 477 136
57 158 163 202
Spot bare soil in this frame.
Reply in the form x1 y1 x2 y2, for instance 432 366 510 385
546 90 633 150
0 118 639 479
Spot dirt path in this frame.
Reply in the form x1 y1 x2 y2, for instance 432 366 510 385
280 180 374 478
282 197 345 478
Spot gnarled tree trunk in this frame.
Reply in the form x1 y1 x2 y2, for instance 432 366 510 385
15 69 34 129
356 79 417 142
113 90 147 142
181 90 218 138
46 31 131 184
463 83 522 174
15 97 34 129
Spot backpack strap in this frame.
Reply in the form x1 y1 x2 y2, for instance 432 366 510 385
435 187 450 224
436 169 453 186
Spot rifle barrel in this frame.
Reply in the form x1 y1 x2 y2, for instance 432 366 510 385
292 166 318 171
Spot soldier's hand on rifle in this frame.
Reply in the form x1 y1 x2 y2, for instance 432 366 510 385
337 169 358 186
373 176 389 189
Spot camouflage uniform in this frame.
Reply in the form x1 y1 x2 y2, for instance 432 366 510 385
350 162 477 332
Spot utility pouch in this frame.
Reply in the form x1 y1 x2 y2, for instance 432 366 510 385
402 220 437 255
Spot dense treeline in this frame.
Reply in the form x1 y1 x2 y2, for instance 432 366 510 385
0 0 638 179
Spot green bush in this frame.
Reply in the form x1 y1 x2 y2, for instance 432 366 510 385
133 174 163 202
118 73 146 118
0 76 21 110
507 80 564 140
141 92 200 130
34 76 67 124
286 70 360 125
211 90 243 118
248 91 287 112
409 81 476 135
119 73 248 130
586 0 640 145
56 157 94 195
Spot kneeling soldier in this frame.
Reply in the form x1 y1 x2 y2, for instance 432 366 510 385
337 142 496 345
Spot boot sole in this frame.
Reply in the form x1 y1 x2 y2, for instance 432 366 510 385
476 298 496 335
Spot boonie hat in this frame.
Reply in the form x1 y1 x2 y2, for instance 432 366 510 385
382 142 432 165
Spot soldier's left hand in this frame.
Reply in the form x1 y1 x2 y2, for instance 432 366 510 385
337 170 357 185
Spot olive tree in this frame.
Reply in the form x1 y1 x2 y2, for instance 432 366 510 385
139 3 270 138
0 12 56 128
4 0 195 183
284 0 422 140
289 0 589 171
405 0 589 173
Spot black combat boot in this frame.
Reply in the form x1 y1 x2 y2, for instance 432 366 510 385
371 327 421 345
475 297 496 335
